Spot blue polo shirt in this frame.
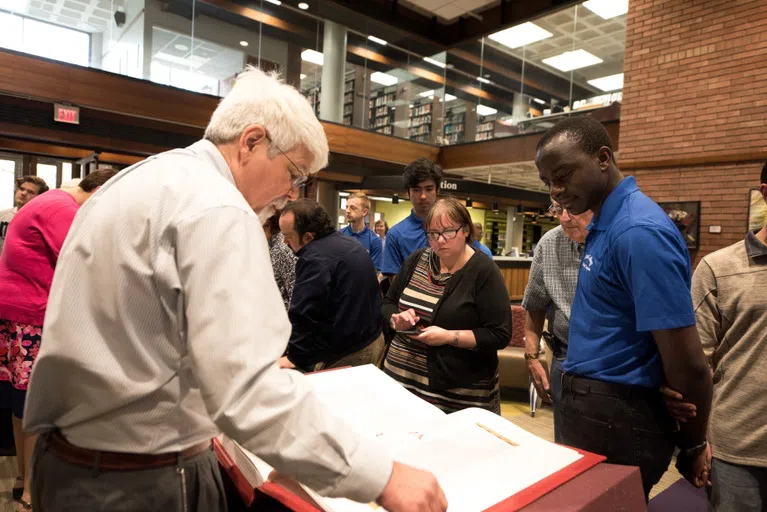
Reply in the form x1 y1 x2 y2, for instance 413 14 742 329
382 209 494 274
341 224 382 271
564 177 696 388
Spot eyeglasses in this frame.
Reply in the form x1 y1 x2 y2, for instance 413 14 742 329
426 225 465 242
548 204 564 217
265 133 310 188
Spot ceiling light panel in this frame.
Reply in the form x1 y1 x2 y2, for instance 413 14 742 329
301 49 323 65
582 0 629 19
477 105 497 116
367 35 387 46
423 56 446 69
488 22 553 50
542 49 603 72
588 72 624 91
370 72 398 86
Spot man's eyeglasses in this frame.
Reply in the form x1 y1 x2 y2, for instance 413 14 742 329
265 134 310 188
426 225 465 242
548 204 564 217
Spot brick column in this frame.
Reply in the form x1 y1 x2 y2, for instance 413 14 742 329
619 0 767 265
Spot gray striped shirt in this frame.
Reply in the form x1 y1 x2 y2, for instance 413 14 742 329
23 139 392 502
522 226 582 347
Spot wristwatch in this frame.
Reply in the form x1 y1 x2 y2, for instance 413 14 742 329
678 440 707 458
524 352 541 360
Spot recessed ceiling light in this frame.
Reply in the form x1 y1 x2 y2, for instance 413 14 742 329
488 22 553 50
370 72 398 86
588 72 624 91
301 49 323 65
298 2 309 9
264 0 281 4
239 41 248 47
542 49 603 71
419 90 435 97
300 73 307 79
477 76 491 84
477 105 497 116
533 98 546 105
582 0 628 19
368 35 388 46
174 44 188 51
423 56 446 69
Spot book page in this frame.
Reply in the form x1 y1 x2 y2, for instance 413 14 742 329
307 365 446 442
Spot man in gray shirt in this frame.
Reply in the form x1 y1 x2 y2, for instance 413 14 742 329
23 67 445 512
522 199 592 442
0 176 49 255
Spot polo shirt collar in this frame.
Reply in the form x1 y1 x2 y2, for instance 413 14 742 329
745 229 767 258
408 209 425 228
588 176 640 232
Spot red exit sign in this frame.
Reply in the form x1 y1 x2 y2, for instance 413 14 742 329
54 103 80 125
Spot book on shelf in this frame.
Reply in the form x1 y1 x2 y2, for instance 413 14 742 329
215 365 605 512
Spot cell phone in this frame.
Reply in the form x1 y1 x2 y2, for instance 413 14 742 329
397 328 421 335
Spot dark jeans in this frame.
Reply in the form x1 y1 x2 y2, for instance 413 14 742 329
31 432 227 512
560 373 677 500
708 457 767 512
549 356 565 444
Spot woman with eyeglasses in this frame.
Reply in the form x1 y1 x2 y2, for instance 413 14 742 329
382 197 511 414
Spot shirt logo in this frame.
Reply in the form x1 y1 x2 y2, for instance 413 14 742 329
582 254 594 272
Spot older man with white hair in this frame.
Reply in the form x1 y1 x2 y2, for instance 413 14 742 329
22 68 446 512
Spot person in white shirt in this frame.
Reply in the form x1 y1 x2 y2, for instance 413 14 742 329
23 67 446 512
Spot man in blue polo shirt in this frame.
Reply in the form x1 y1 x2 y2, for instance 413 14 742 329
382 158 492 277
341 192 382 271
535 116 713 499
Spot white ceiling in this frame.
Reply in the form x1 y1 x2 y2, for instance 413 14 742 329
7 0 113 32
484 4 626 94
401 0 498 22
448 160 548 193
151 26 245 81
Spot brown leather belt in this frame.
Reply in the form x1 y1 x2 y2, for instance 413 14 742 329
48 431 212 471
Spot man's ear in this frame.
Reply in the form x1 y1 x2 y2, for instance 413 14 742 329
239 125 267 154
303 232 315 245
597 146 613 170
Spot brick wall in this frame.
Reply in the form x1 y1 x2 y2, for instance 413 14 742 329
620 0 767 264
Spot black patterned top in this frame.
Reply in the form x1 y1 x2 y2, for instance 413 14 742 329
268 233 297 311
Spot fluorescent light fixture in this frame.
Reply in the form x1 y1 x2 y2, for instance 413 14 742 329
367 35 388 46
155 52 202 68
370 195 395 203
300 73 307 79
582 0 628 19
339 192 349 197
423 56 446 69
239 41 248 47
0 0 29 12
419 90 435 97
533 98 546 105
298 2 309 9
477 105 497 116
371 71 398 86
442 94 456 102
588 72 624 92
264 0 281 5
542 49 603 72
488 22 553 50
174 44 188 51
477 76 491 84
301 49 323 65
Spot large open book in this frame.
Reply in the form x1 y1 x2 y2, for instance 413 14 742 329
215 365 605 512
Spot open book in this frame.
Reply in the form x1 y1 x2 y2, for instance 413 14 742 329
215 365 604 512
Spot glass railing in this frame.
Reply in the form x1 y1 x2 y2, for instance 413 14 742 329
0 0 626 146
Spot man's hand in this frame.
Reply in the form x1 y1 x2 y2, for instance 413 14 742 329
659 384 697 422
676 443 712 488
278 356 296 369
390 309 420 331
377 462 447 512
526 359 551 400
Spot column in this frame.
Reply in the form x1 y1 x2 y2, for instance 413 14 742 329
511 93 528 124
319 20 347 123
316 181 340 226
285 42 303 88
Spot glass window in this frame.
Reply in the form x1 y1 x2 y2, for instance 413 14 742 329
0 12 89 67
0 159 17 210
61 162 73 184
36 163 57 189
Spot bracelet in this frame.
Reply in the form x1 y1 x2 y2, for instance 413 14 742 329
452 331 460 347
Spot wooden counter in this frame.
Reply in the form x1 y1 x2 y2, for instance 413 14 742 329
494 257 532 301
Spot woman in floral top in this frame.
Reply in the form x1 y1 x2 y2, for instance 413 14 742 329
263 213 297 311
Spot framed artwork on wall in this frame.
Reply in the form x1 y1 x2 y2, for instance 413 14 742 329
748 189 766 232
658 201 701 250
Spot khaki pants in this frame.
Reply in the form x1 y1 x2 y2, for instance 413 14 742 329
311 333 386 372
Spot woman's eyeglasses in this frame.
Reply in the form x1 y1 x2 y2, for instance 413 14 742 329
426 225 465 242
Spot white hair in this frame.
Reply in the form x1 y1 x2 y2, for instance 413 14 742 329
204 66 329 174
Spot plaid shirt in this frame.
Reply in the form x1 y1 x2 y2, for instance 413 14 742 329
522 226 582 351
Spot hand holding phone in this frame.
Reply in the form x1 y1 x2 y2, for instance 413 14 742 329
390 309 421 332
